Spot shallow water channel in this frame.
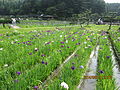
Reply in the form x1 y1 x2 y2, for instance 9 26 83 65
110 46 120 89
77 46 99 90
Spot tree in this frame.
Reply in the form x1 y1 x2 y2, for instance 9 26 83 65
0 0 106 19
107 12 117 30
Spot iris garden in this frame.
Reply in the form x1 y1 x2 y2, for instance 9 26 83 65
0 21 120 90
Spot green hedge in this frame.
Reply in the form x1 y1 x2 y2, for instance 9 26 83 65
0 19 12 24
103 16 120 22
0 18 20 24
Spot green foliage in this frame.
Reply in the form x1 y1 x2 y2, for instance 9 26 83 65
0 0 106 19
69 9 93 26
0 18 12 24
103 12 119 22
106 3 120 16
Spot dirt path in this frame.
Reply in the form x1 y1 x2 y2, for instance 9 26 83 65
9 25 20 29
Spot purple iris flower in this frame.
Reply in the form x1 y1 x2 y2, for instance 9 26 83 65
41 54 45 57
106 56 110 59
83 33 86 35
60 42 64 44
41 61 45 64
29 53 32 55
23 42 28 44
71 66 75 70
16 72 21 75
98 70 104 74
74 32 78 34
72 39 76 41
68 35 72 38
61 45 64 47
47 42 51 44
80 65 84 69
46 30 51 32
27 41 32 42
76 43 80 45
34 86 39 89
27 44 32 45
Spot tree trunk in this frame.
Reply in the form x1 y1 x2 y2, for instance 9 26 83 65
3 23 6 28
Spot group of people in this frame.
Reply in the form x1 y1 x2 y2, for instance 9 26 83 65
2 18 17 28
97 18 104 25
11 18 16 25
2 17 104 29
